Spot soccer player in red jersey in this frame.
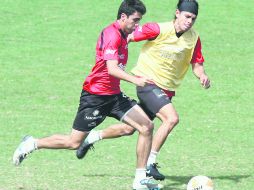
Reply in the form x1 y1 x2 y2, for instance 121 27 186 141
13 1 162 189
78 0 211 182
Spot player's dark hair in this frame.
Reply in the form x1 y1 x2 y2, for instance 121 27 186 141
175 0 199 18
117 0 146 19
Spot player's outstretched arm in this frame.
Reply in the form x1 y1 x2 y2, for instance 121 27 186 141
192 62 210 89
106 60 153 87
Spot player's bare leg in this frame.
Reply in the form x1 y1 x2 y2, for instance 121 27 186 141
37 129 87 149
121 105 163 189
122 105 153 169
13 129 87 166
153 103 179 153
145 103 179 181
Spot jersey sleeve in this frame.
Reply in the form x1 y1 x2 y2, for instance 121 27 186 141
191 37 204 64
102 30 121 61
133 22 160 42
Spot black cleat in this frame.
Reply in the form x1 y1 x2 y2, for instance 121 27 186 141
146 163 165 181
76 141 94 159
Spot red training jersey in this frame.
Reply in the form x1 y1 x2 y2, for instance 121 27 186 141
133 22 204 64
83 21 128 95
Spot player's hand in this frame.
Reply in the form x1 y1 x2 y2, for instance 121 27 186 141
127 33 134 43
200 74 210 89
134 76 154 87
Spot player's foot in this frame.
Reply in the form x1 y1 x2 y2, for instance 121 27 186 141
76 141 94 159
133 177 163 190
13 136 37 166
146 163 165 181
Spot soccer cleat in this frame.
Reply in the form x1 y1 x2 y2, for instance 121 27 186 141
133 177 163 190
76 141 94 159
146 163 165 181
13 136 36 166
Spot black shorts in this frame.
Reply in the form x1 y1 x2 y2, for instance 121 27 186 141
72 90 137 132
137 84 172 120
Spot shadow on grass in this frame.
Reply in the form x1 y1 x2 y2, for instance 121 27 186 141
83 174 251 190
82 174 251 189
162 175 251 190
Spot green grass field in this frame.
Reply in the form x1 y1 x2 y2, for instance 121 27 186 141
1 0 253 189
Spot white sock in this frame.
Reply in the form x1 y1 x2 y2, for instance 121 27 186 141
132 168 146 189
34 138 38 149
25 136 37 152
85 130 102 144
134 168 146 185
147 150 158 166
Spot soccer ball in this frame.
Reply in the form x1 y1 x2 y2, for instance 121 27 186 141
187 175 214 190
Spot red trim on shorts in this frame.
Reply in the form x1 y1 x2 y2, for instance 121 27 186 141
162 89 175 97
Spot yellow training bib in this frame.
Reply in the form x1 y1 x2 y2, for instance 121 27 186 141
132 21 198 91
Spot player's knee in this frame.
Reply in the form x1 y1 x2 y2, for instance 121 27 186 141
140 121 154 136
164 115 179 129
171 115 179 126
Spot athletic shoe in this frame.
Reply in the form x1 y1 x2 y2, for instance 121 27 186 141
13 136 36 166
133 177 163 190
146 163 165 181
76 141 94 159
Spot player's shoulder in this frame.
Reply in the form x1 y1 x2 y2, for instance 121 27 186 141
189 27 198 35
188 27 199 39
103 22 121 38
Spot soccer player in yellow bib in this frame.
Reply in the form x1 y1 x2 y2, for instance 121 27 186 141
77 0 210 184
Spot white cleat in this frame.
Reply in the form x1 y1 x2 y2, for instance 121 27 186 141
133 177 164 190
13 136 36 166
